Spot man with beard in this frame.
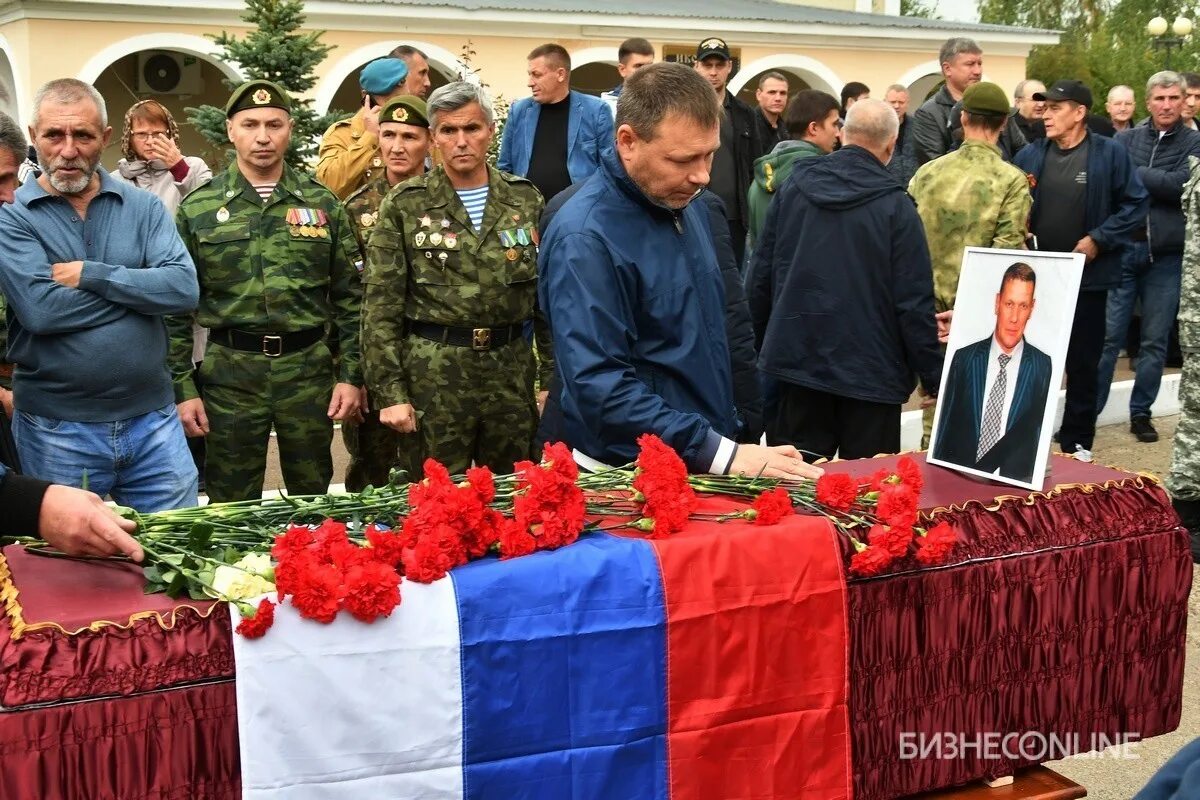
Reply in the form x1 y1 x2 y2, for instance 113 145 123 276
342 96 430 489
0 79 199 511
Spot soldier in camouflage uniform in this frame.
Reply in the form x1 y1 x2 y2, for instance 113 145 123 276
343 96 431 490
908 82 1031 447
1169 155 1200 561
170 80 363 502
362 81 551 475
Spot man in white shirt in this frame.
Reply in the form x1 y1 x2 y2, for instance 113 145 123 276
931 262 1053 483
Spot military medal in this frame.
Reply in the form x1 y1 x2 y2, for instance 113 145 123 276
505 247 518 261
415 232 427 247
530 227 540 246
440 218 451 229
438 251 449 264
444 232 457 249
360 212 375 228
419 214 433 228
498 229 516 247
430 232 443 246
216 206 230 223
424 250 433 259
516 227 530 246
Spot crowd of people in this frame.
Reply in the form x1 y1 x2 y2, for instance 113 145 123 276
1 34 1200 572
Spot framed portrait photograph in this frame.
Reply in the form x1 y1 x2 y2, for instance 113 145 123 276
927 247 1085 491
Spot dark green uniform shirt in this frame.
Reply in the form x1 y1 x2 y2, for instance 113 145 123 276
362 165 552 408
169 164 363 402
345 172 395 252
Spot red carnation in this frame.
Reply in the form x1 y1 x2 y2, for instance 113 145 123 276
867 523 913 558
365 524 405 567
876 483 920 530
500 518 537 559
750 487 794 525
633 434 697 537
867 468 892 492
895 456 924 494
342 561 402 623
510 443 587 552
849 544 894 577
915 521 958 566
815 473 859 512
312 518 351 562
466 466 496 504
272 549 318 601
289 562 344 623
235 598 276 639
271 525 315 561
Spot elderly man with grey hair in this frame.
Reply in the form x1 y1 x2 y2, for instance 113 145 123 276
911 37 1027 164
1096 70 1200 444
0 78 199 511
361 80 553 474
749 98 942 460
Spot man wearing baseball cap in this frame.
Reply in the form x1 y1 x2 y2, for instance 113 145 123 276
694 37 761 268
909 81 1033 446
317 57 410 199
1015 79 1148 461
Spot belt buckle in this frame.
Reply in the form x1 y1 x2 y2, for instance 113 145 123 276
262 335 283 358
471 328 491 351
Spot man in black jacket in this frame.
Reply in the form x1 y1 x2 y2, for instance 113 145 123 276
1096 70 1200 443
693 37 761 268
912 37 1026 165
749 99 942 460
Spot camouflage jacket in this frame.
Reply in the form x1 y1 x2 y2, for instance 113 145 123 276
169 163 363 402
908 139 1031 312
362 165 552 408
1181 156 1200 352
316 111 380 201
345 172 396 254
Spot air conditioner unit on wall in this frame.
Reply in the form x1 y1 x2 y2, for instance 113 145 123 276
137 51 204 96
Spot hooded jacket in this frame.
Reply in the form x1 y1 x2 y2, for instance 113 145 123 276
538 146 738 473
747 139 824 253
747 145 942 405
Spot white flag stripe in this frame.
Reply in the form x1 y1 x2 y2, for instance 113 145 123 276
232 578 465 799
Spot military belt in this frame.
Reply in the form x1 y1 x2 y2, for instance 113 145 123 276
405 320 525 351
210 326 325 358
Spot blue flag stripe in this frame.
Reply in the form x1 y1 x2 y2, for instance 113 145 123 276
453 533 668 800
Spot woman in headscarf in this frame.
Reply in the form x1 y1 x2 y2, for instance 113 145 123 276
114 99 211 213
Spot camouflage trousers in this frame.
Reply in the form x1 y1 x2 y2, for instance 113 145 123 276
403 333 537 475
342 409 420 491
1168 352 1200 499
921 343 949 449
199 340 334 503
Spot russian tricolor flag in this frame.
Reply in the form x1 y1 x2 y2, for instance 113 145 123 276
234 509 851 799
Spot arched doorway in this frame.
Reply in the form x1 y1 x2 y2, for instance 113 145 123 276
78 33 243 171
0 41 20 123
568 46 619 97
733 68 818 109
729 54 840 100
898 61 944 104
314 41 465 117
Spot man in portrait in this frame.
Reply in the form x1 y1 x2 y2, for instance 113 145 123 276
932 262 1053 483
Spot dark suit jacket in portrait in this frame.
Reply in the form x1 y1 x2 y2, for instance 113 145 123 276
931 335 1053 484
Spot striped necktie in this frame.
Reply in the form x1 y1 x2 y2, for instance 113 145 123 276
977 353 1012 460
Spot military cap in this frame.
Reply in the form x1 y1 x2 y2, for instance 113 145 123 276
360 58 409 96
696 37 731 61
378 95 430 128
225 80 291 118
961 81 1010 117
1034 79 1093 109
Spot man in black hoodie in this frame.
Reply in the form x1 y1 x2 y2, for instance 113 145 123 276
748 99 943 460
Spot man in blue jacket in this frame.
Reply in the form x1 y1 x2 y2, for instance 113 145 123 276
1014 79 1148 462
1097 71 1200 443
498 43 613 202
749 99 943 461
539 63 818 479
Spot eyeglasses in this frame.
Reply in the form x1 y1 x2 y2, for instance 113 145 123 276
131 131 169 141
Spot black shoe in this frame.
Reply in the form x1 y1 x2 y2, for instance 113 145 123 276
1130 415 1158 443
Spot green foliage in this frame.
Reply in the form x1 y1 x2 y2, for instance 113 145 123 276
186 0 342 169
981 0 1200 117
458 40 509 165
900 0 940 19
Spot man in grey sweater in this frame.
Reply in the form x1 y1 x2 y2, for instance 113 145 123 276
0 79 199 511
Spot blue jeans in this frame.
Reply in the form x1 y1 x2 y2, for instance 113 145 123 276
1095 243 1182 418
13 403 198 512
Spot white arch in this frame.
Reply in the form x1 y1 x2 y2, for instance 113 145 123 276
897 59 942 90
569 46 618 68
0 32 30 124
312 40 467 114
77 32 244 86
729 54 842 96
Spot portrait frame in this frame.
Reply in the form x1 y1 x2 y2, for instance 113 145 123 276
926 247 1085 491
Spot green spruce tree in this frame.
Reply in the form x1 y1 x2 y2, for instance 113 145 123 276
187 0 338 169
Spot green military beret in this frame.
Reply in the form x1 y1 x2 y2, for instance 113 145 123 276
225 80 292 118
378 96 429 129
961 81 1010 117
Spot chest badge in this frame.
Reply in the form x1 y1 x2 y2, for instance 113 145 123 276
216 206 230 223
429 232 443 246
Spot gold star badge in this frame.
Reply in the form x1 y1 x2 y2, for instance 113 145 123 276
252 88 271 105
